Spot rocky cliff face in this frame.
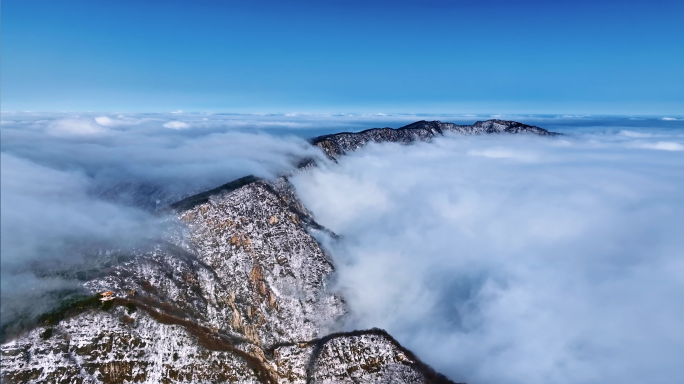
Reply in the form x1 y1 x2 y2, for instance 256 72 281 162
1 120 555 384
0 176 452 384
311 119 558 160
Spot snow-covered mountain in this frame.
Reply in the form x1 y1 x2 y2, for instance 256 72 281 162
1 120 557 384
311 119 558 160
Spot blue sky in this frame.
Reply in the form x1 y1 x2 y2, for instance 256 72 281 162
2 0 683 114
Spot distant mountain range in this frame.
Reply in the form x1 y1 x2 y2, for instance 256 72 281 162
1 120 558 384
311 119 558 160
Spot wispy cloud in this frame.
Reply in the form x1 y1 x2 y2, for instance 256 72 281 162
630 141 684 151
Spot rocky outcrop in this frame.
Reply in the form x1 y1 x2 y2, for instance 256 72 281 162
0 176 452 383
311 119 559 160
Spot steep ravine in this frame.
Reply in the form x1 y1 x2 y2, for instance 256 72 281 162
1 120 557 383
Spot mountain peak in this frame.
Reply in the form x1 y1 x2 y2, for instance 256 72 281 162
311 119 559 160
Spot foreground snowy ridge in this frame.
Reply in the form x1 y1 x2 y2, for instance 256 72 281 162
1 120 555 384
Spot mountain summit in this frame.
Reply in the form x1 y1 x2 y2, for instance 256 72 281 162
311 119 558 160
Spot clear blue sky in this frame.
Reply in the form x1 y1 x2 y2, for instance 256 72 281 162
2 0 683 114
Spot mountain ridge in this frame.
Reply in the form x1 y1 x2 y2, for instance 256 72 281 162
1 119 554 383
311 119 559 160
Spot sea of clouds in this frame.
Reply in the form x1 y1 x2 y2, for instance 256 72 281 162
2 112 683 383
1 112 325 328
291 124 684 384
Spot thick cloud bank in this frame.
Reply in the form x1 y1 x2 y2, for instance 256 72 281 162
1 113 328 209
1 113 323 330
291 128 684 384
2 112 683 382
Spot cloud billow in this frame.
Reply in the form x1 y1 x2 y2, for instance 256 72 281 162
0 113 324 332
291 130 684 384
1 113 325 209
1 113 683 383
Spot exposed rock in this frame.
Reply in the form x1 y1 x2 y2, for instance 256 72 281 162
1 177 446 383
307 329 455 384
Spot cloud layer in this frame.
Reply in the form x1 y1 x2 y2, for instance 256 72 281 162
2 113 683 382
1 113 327 209
0 113 324 329
291 129 684 384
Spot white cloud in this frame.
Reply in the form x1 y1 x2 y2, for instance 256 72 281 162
662 117 678 121
620 130 653 138
94 116 115 126
292 169 389 226
95 115 147 127
292 131 684 384
631 141 684 151
1 153 159 324
2 115 324 209
163 120 190 129
466 147 540 162
46 118 107 136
